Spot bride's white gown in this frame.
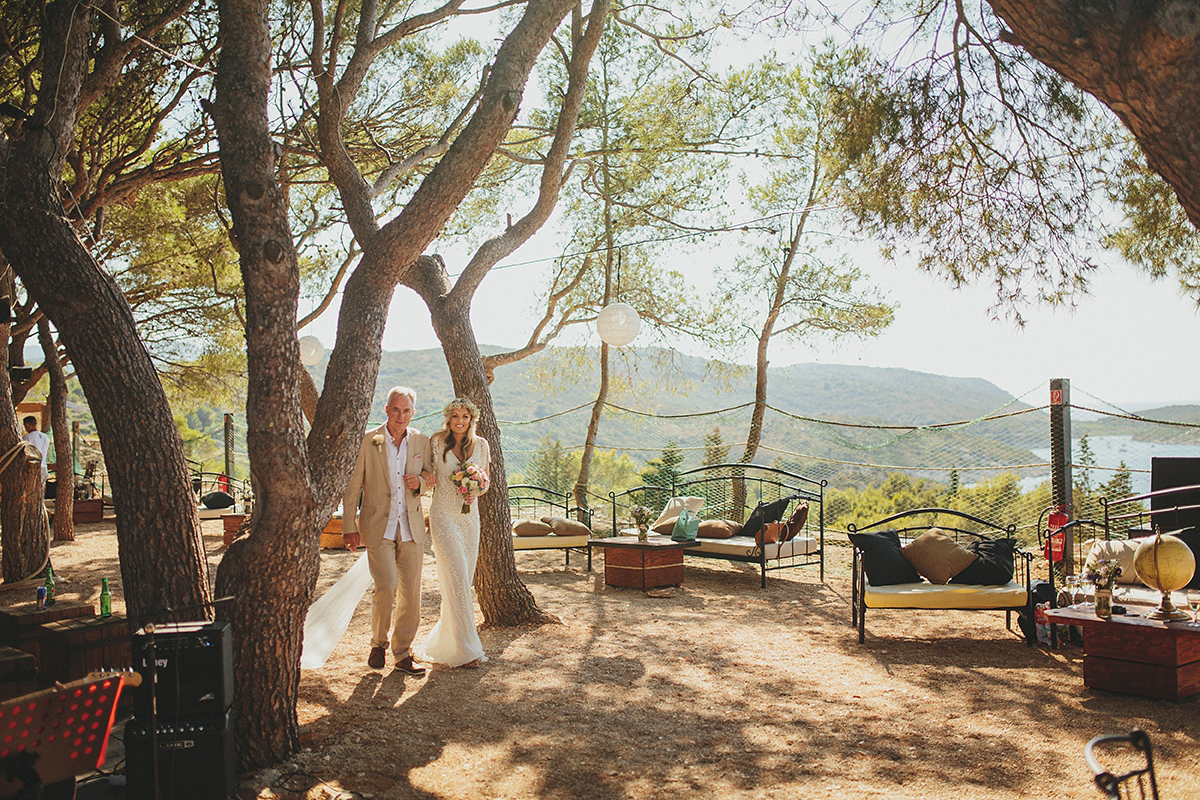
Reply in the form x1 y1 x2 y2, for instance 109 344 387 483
418 436 488 667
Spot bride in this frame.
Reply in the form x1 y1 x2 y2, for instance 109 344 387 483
417 397 491 669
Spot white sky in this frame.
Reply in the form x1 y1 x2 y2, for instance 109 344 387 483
303 237 1200 410
302 7 1200 411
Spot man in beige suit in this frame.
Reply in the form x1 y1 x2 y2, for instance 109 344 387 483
343 386 430 675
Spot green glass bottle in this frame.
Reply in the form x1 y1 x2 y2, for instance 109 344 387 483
44 565 56 607
99 577 112 618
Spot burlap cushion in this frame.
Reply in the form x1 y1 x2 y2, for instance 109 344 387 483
513 519 553 537
541 516 591 536
652 516 678 535
697 519 740 539
901 528 978 585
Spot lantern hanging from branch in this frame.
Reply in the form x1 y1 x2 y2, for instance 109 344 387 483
298 335 325 366
596 302 641 347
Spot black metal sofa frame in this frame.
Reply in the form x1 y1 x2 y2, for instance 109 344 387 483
608 463 825 587
507 484 592 571
847 507 1033 644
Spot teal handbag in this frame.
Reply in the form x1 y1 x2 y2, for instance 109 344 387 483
671 508 699 542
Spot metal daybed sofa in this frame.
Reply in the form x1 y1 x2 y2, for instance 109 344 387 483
847 507 1033 644
609 463 825 587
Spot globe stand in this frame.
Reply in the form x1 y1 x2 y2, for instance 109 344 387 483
1145 590 1191 621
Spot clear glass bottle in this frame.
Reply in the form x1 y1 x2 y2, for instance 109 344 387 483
99 577 112 618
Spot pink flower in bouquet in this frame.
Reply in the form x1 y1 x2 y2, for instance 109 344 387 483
451 462 489 513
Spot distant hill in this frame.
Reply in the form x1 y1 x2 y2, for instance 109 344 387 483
313 346 1048 486
343 347 1025 424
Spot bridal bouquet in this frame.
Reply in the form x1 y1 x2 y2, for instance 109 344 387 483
451 462 489 513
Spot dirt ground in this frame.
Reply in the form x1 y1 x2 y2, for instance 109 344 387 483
27 517 1200 799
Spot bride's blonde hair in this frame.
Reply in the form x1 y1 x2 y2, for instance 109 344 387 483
439 396 480 461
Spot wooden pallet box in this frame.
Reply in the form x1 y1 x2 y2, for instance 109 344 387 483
0 646 37 701
0 600 95 657
604 547 685 590
37 614 132 688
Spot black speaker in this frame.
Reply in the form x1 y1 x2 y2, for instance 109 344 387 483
1150 457 1200 589
125 709 236 800
131 620 234 719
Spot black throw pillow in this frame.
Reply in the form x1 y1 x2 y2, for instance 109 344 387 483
738 498 790 541
201 490 236 510
847 530 922 586
950 537 1017 585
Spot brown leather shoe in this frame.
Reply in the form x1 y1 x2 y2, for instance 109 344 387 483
395 655 427 676
367 646 386 669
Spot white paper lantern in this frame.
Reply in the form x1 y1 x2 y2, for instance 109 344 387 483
298 335 325 366
596 302 641 346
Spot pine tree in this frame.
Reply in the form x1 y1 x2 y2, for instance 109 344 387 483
640 440 684 489
703 426 730 467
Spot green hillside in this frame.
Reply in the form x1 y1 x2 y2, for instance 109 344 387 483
329 346 1048 488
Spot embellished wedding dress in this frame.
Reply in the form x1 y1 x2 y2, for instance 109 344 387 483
418 435 489 667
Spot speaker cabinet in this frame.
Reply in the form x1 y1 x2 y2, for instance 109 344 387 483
125 709 235 800
131 620 234 719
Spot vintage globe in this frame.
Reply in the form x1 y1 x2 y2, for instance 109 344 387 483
1133 533 1196 620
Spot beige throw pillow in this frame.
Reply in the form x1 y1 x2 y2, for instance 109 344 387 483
541 516 591 536
513 519 553 537
697 519 740 539
901 528 978 585
1082 539 1141 585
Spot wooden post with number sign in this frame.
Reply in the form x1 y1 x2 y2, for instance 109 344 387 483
1050 378 1075 574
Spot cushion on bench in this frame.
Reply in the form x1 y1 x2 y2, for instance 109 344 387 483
512 533 589 550
650 496 704 530
690 535 819 559
513 519 554 536
1082 538 1141 585
862 580 1028 609
542 516 590 536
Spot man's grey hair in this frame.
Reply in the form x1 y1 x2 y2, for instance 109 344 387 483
386 386 417 406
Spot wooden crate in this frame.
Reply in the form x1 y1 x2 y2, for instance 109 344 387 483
37 614 132 688
0 600 95 656
321 516 344 549
604 547 685 590
0 646 36 701
73 497 104 523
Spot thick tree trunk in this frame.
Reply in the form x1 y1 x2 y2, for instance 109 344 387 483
38 318 74 542
421 275 551 627
0 322 49 583
0 0 208 615
987 0 1200 228
209 0 320 769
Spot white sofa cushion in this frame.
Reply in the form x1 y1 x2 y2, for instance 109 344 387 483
1082 538 1141 585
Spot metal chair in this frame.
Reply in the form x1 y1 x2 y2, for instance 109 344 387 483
1085 729 1159 799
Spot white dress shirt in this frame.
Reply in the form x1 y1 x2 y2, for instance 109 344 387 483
384 434 413 542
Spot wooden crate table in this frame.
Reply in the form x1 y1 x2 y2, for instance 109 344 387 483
0 600 95 657
590 536 701 590
0 645 36 700
1043 605 1200 700
36 613 132 688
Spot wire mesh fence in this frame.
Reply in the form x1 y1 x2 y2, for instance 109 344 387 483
137 382 1200 551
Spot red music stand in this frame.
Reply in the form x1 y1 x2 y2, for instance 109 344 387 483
0 672 130 798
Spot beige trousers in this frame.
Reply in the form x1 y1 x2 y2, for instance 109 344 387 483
366 537 424 657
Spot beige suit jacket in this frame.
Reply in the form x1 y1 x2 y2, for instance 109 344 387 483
342 424 429 548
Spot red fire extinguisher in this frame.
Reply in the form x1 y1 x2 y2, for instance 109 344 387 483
1044 507 1068 563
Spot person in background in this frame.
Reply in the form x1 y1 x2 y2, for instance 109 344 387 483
22 415 50 484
